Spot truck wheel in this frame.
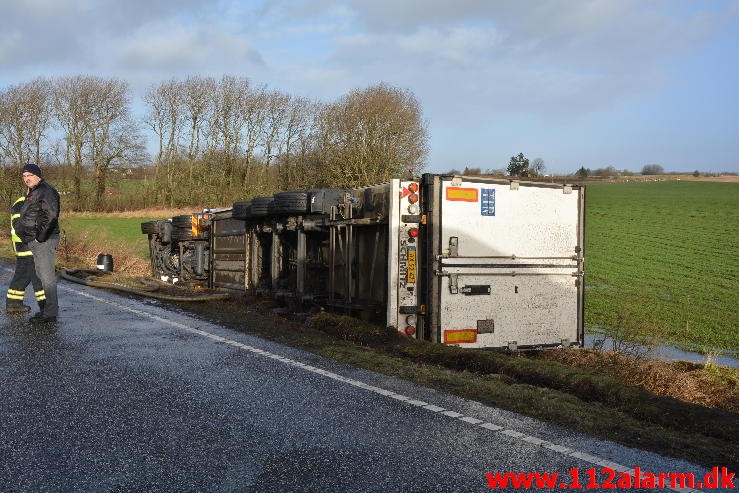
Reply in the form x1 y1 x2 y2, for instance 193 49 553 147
141 220 161 234
171 215 192 228
272 191 309 214
248 197 274 216
232 201 252 219
171 227 193 242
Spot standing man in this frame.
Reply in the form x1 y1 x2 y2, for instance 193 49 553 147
16 163 60 323
5 195 45 313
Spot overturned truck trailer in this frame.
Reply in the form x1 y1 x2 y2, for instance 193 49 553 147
141 174 585 349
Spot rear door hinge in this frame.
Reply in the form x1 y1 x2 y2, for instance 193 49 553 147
448 236 458 257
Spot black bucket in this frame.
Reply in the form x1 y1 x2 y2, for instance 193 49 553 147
96 253 114 272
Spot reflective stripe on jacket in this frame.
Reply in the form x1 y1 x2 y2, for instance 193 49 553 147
10 196 32 257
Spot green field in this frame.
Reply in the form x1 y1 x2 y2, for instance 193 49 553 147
585 181 739 352
59 217 154 258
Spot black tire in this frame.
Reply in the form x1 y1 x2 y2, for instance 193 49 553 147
172 215 192 228
267 200 304 215
271 191 309 214
248 197 274 216
232 201 252 219
171 227 192 242
141 220 160 234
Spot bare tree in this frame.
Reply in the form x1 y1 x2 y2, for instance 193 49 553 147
143 79 183 163
316 83 428 187
55 76 98 206
54 76 145 208
143 83 167 163
531 158 546 176
240 84 268 186
277 96 316 189
0 77 53 168
593 166 619 178
0 85 29 167
242 85 267 162
143 79 184 206
181 75 214 161
23 78 53 167
641 164 664 175
209 75 250 187
88 78 147 205
104 120 148 166
89 78 126 205
215 75 250 159
263 90 290 167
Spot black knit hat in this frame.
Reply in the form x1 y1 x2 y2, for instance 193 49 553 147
22 163 43 178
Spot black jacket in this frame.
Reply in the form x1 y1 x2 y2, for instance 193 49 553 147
17 180 61 243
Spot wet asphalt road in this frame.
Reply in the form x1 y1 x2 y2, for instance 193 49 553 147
0 266 718 492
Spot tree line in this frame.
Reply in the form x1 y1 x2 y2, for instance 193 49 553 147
575 164 669 179
0 75 428 210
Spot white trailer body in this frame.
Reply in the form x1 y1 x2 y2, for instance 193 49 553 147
389 175 584 349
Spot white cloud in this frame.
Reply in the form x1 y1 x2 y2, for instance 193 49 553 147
0 0 212 71
118 24 263 72
0 31 22 65
395 26 502 66
301 0 736 124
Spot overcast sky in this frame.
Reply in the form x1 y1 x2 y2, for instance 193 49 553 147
1 0 737 174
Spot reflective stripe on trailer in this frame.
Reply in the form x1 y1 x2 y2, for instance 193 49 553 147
443 329 478 344
445 188 479 202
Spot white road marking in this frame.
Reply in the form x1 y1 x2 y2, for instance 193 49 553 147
54 283 703 493
424 404 445 412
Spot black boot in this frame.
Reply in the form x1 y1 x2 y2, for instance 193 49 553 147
30 313 56 323
29 300 55 323
6 301 31 313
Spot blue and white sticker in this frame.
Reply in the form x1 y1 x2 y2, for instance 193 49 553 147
481 189 495 216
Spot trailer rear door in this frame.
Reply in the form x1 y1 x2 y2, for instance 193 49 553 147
429 176 584 349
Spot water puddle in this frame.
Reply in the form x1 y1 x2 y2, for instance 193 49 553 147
584 332 739 369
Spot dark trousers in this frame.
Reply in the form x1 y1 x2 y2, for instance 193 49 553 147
28 237 58 317
6 256 44 307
